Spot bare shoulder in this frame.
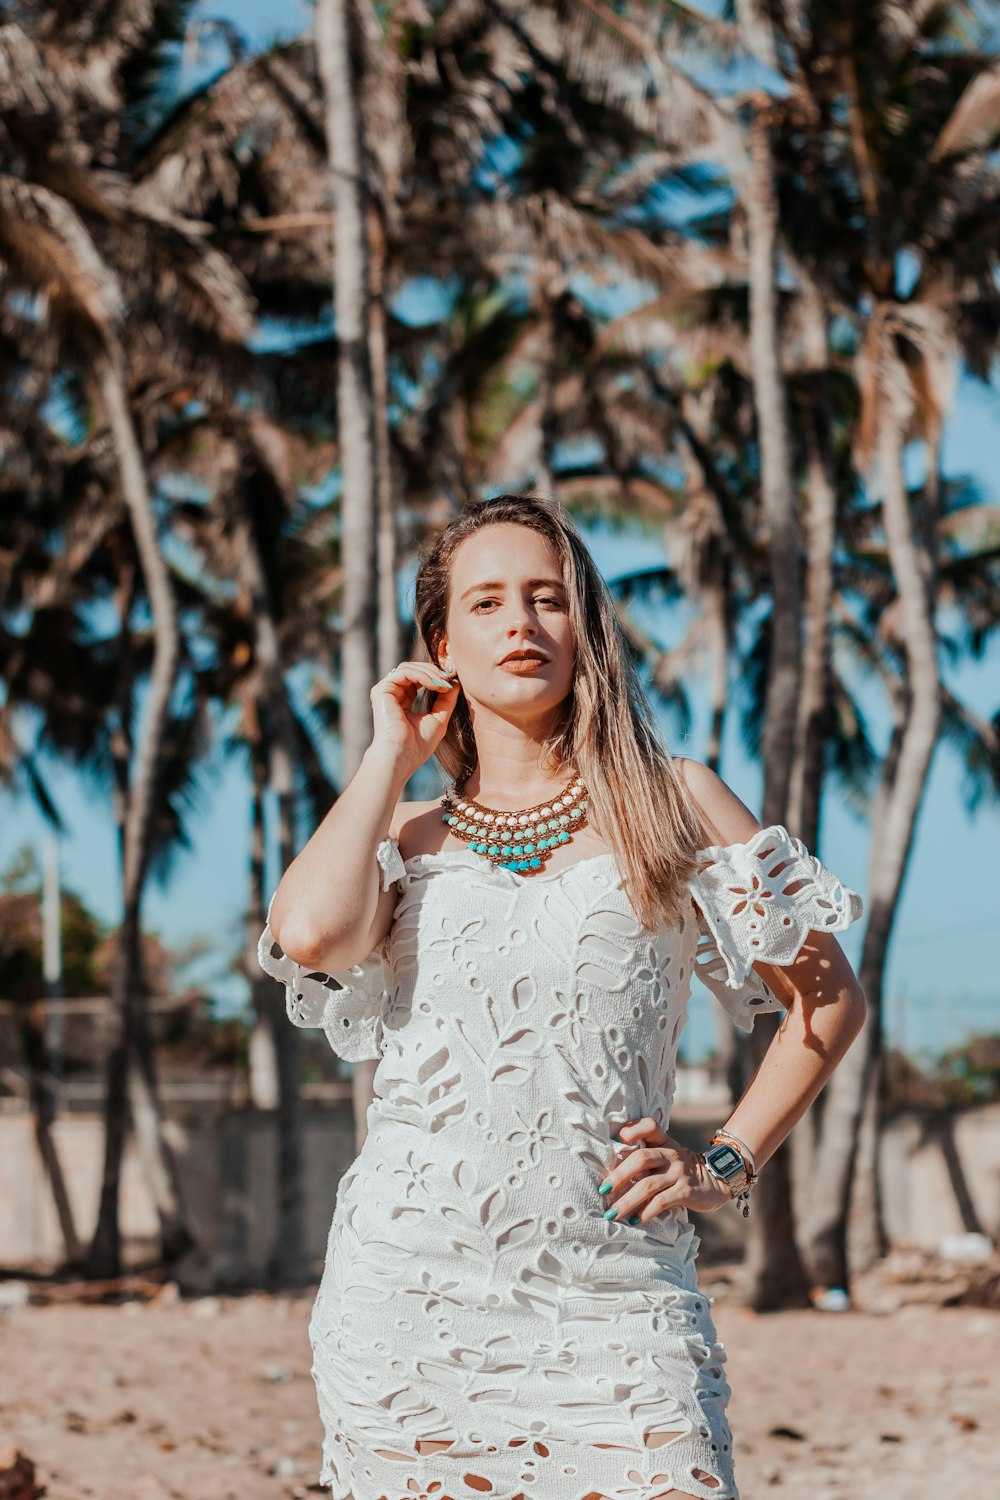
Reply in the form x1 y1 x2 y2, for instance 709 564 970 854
388 796 444 858
673 757 764 851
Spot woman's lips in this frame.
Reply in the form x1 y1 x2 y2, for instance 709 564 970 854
499 656 548 672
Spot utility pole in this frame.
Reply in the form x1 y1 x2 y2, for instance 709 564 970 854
42 834 63 1095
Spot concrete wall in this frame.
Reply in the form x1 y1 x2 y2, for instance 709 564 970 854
0 1103 359 1280
2 1099 998 1280
876 1103 1000 1248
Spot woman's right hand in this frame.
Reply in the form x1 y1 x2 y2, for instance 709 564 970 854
369 660 460 776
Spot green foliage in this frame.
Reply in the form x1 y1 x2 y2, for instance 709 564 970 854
885 1036 1000 1110
0 853 105 1002
933 1034 1000 1108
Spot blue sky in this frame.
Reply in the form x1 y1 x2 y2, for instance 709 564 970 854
2 0 998 1068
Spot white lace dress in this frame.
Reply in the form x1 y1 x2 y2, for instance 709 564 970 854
258 824 862 1500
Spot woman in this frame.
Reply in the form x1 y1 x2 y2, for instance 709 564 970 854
260 493 867 1500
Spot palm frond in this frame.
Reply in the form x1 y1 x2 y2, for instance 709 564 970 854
938 685 1000 813
0 174 124 331
929 56 1000 158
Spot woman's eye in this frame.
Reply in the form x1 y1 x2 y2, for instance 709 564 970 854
473 597 563 612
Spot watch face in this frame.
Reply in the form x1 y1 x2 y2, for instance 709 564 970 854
707 1144 742 1177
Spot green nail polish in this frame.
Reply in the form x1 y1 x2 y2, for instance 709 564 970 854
611 1135 622 1143
598 1181 612 1195
603 1206 618 1220
629 1215 641 1225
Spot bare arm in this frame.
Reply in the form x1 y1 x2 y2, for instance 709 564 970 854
677 758 868 1172
718 939 867 1174
602 761 868 1226
267 659 459 972
268 746 412 972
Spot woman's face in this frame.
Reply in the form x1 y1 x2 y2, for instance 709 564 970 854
437 523 576 725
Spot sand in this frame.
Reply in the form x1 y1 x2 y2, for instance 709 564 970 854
1 1286 995 1500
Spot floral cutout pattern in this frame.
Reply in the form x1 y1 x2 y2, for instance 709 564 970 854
689 824 864 988
258 825 864 1500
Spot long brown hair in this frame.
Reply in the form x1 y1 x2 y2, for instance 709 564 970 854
412 494 707 933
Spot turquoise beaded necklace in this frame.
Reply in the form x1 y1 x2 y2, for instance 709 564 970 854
439 768 589 874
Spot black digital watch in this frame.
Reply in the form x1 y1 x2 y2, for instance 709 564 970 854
702 1140 751 1196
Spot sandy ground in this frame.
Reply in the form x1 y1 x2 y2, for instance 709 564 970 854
1 1287 996 1500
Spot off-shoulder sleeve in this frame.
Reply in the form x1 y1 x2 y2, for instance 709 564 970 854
256 836 406 1061
687 824 864 1033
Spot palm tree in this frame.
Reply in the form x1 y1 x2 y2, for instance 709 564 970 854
153 406 343 1282
760 1 1000 1291
731 5 803 832
315 0 396 1144
0 411 224 1271
0 6 255 1275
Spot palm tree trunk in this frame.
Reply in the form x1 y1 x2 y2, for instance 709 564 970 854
739 104 809 1312
20 997 81 1266
369 206 403 680
745 111 802 828
88 346 193 1277
678 391 731 780
804 404 942 1290
317 0 380 776
674 402 741 1101
703 586 728 777
247 754 279 1110
89 576 136 1280
234 511 310 1286
929 1113 986 1236
363 203 404 1138
317 0 383 1154
787 277 836 849
735 2 802 825
802 707 896 1284
847 1050 888 1272
776 275 838 1270
535 289 558 496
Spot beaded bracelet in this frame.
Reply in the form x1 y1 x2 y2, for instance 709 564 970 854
710 1127 758 1178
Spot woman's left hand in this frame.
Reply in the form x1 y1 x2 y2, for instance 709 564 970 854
600 1116 733 1222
